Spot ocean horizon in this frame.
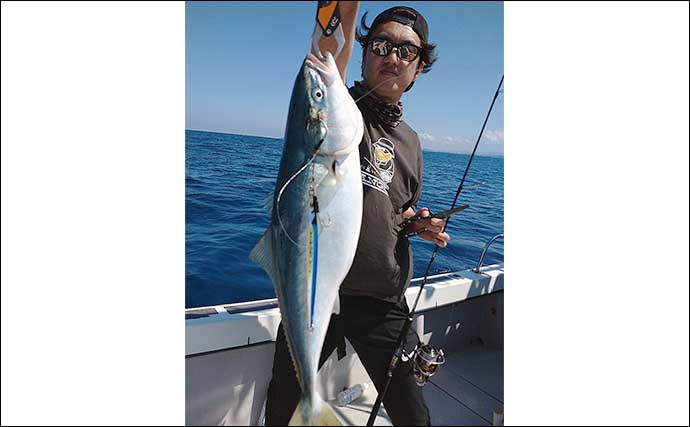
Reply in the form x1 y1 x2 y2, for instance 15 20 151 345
185 128 505 157
186 129 504 308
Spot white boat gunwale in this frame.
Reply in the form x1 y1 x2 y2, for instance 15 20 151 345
185 264 504 357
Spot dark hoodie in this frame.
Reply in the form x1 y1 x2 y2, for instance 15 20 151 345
339 82 423 303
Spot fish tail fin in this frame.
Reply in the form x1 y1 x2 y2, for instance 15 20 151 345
288 394 342 426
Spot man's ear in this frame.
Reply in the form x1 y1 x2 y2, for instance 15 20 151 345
413 61 426 80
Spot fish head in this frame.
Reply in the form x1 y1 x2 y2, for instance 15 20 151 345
303 52 364 160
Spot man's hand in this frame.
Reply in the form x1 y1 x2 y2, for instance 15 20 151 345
402 207 451 248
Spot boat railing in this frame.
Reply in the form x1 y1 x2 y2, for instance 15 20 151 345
475 233 504 273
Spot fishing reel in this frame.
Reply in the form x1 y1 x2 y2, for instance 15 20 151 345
408 343 446 386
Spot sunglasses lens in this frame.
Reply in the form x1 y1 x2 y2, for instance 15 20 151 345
371 39 390 56
370 38 420 61
399 45 419 61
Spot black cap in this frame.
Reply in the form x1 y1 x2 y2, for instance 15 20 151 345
369 6 429 44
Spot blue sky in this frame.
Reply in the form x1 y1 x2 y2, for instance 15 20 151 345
186 1 504 155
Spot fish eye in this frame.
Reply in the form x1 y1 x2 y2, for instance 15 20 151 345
314 90 323 99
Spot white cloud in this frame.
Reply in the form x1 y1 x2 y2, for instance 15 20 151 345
418 132 436 142
418 130 504 155
483 130 504 143
443 135 473 145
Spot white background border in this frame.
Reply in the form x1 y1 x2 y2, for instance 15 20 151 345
2 2 688 425
2 2 185 425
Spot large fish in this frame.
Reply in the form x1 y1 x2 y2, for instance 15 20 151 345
250 51 364 426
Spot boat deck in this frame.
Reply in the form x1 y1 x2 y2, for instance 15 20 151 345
186 268 504 426
330 344 504 426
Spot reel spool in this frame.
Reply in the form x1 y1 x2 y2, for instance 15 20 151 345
411 343 446 386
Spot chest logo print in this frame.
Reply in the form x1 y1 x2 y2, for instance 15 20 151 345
361 137 396 195
373 138 395 184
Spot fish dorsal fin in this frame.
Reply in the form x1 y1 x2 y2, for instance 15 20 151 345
249 226 278 286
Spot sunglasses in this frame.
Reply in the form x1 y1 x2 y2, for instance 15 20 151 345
368 37 422 62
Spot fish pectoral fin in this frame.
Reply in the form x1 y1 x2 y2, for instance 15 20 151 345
288 396 342 426
334 158 349 177
249 227 278 285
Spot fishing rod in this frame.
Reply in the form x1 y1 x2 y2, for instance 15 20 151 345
366 74 504 426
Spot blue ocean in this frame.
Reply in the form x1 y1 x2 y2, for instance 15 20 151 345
186 130 504 308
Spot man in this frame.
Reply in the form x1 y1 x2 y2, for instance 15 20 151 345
265 4 448 426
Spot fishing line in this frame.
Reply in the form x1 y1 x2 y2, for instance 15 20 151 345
275 141 323 247
353 74 401 104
